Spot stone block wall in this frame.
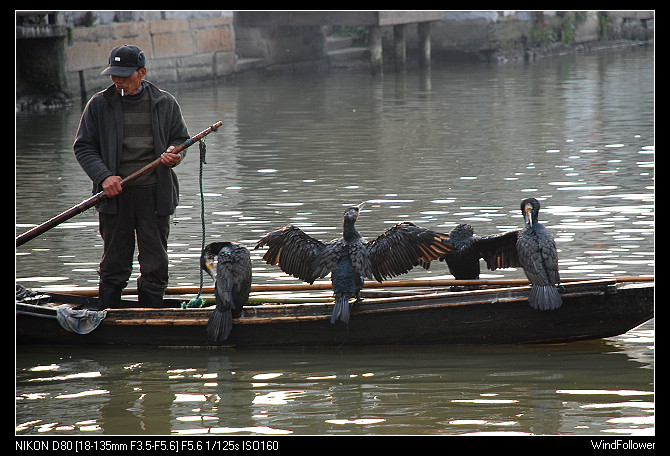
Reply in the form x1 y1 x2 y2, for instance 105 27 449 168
64 15 235 98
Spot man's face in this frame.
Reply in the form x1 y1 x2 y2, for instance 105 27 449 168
110 67 146 96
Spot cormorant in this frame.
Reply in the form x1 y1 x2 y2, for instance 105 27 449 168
200 241 252 342
512 197 562 310
254 202 454 324
440 224 483 286
422 223 515 288
437 198 561 310
428 198 563 310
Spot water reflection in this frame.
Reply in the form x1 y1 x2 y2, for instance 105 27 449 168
15 321 654 436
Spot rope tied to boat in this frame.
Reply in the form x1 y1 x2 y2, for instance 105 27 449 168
183 138 209 309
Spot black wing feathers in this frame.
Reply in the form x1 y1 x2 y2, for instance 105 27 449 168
206 242 252 342
474 230 522 270
365 222 453 282
255 225 329 283
215 244 253 317
255 222 453 284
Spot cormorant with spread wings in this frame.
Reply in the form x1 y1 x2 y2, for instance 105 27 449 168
254 202 454 324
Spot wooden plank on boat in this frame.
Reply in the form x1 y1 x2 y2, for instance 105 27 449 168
32 276 654 297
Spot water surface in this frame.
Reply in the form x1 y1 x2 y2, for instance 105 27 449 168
16 323 653 436
16 45 654 436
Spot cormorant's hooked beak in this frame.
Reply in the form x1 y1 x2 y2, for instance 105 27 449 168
357 201 366 210
201 257 215 280
523 204 534 227
205 262 215 280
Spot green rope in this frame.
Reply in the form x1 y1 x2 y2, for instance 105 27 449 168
183 139 208 309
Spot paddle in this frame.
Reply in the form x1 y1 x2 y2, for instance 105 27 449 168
16 121 222 247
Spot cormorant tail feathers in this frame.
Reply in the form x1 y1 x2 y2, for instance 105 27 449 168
528 285 563 310
331 294 351 324
207 308 233 342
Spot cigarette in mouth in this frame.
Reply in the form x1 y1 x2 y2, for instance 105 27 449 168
121 89 124 97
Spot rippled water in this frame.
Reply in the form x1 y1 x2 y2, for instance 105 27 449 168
16 46 653 290
16 323 654 436
15 45 653 436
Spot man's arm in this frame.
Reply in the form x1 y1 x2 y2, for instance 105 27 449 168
73 99 114 194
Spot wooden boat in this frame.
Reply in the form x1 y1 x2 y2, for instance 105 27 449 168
16 277 653 347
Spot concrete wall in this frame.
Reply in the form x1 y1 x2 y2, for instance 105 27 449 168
234 19 325 66
419 11 653 63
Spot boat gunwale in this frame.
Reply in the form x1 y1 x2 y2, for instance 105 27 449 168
16 279 654 346
17 279 652 327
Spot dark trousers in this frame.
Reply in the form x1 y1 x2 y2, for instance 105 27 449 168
98 186 170 299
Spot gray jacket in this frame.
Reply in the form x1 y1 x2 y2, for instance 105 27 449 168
73 81 189 215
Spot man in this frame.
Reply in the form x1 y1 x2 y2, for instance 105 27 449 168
74 44 190 309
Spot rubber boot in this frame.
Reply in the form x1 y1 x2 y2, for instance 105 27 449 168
138 288 165 308
96 282 123 310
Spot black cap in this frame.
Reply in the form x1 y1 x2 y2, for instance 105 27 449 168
101 45 146 77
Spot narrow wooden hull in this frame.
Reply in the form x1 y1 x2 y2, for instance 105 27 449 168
16 279 653 347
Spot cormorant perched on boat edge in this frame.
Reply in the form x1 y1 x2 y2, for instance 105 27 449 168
445 198 561 310
200 241 252 342
429 198 561 309
254 202 454 324
514 197 562 310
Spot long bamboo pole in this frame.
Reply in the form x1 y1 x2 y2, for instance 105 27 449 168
34 276 653 297
16 121 223 247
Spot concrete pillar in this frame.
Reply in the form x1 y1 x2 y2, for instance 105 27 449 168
418 22 431 70
394 24 406 71
369 25 383 75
